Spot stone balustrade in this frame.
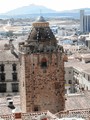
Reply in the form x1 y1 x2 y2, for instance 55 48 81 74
55 108 90 119
0 109 90 120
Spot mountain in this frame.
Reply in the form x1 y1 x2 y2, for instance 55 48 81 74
62 8 90 14
5 4 57 15
1 6 90 19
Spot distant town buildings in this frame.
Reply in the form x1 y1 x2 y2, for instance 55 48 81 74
1 13 90 120
80 10 90 33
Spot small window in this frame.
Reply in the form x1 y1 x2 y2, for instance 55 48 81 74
68 80 72 84
0 64 4 72
65 80 66 84
0 83 6 93
12 73 17 81
88 76 90 81
34 105 40 112
87 86 88 90
12 83 19 92
41 58 47 68
69 71 71 74
55 82 61 89
76 80 79 84
83 74 85 78
0 73 5 81
12 64 17 71
65 89 67 94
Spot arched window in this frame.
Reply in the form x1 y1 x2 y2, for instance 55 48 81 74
41 57 47 68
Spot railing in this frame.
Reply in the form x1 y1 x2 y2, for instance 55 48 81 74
55 108 90 119
0 111 58 120
0 114 15 120
0 109 90 120
21 111 58 120
21 111 48 120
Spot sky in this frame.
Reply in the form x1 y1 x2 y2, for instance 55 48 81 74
0 0 90 14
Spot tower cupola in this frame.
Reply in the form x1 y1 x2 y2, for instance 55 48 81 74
19 16 64 54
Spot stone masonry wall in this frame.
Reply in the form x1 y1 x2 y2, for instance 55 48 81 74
20 52 65 114
20 55 27 113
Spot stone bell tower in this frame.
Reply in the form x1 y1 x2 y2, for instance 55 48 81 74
19 16 67 113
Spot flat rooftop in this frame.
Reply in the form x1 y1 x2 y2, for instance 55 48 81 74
0 95 20 115
65 59 90 74
65 91 90 110
0 91 90 115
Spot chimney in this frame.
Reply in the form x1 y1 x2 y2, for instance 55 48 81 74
9 39 18 58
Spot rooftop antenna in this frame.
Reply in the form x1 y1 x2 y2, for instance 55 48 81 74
40 9 42 16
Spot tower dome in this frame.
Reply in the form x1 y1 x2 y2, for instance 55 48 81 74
26 16 56 48
19 16 64 54
32 16 49 27
36 16 46 22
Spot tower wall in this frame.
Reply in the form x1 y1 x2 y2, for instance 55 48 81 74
20 54 27 113
20 52 65 113
19 16 67 114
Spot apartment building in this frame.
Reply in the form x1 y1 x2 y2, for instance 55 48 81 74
65 55 90 94
0 50 19 96
80 10 90 33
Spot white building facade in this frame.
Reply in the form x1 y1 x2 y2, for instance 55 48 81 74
65 58 90 94
0 50 19 97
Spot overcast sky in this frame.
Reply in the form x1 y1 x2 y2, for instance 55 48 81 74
0 0 90 13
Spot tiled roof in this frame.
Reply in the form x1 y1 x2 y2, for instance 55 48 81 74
27 26 56 44
26 16 57 47
65 59 90 74
83 68 90 74
0 50 18 62
65 91 90 110
0 91 90 115
0 40 9 50
0 96 20 115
